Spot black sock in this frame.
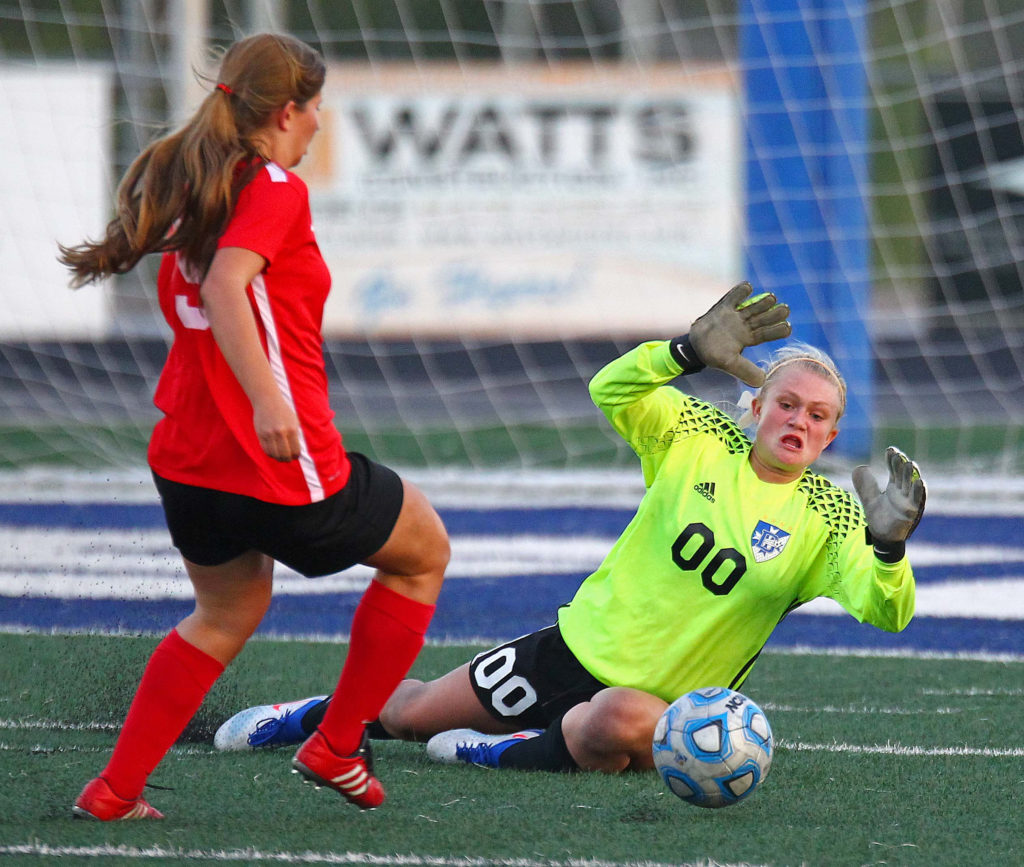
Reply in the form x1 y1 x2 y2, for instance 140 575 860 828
301 697 330 734
365 718 394 740
303 696 394 740
497 715 578 772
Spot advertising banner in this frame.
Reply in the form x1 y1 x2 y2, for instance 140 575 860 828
0 66 111 338
299 64 741 337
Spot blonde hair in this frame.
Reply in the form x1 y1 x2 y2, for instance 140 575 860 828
59 33 326 287
737 342 847 427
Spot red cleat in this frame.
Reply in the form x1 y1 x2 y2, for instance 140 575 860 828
72 777 164 821
292 729 385 810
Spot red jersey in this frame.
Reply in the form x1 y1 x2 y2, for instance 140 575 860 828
148 162 350 505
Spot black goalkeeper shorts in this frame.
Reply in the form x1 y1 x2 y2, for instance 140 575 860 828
468 624 609 729
152 452 404 577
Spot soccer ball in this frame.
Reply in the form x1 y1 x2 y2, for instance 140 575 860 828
652 686 773 808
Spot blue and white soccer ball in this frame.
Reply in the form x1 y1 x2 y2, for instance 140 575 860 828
652 687 773 808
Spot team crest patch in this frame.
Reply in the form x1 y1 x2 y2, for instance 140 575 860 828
751 520 791 563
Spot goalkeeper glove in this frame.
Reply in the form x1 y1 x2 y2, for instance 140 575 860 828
670 282 791 387
852 446 927 563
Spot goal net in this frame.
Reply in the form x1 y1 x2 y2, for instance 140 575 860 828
1 0 1022 499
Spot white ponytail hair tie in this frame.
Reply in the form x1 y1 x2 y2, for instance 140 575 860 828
736 390 756 429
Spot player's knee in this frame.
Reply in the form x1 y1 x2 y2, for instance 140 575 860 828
384 489 451 584
581 688 662 753
413 526 450 599
421 525 451 579
193 592 271 639
402 540 447 601
411 486 451 565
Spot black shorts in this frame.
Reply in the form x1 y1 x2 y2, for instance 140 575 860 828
468 624 608 729
152 452 404 577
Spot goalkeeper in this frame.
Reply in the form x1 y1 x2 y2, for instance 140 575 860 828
215 283 926 775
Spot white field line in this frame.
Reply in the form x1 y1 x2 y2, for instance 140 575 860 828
0 717 119 731
2 717 1021 759
769 644 1024 663
0 844 754 867
763 703 964 716
0 741 210 756
920 687 1024 696
779 740 1024 758
0 698 977 738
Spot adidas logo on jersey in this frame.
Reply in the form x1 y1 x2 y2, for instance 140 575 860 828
693 481 716 503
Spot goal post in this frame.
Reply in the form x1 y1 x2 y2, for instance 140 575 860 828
741 0 872 458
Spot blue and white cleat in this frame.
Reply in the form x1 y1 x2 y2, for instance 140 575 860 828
425 728 541 768
213 696 328 751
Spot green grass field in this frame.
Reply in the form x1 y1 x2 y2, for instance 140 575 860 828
1 632 1022 866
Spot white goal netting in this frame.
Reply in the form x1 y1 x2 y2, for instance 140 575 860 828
1 0 1022 496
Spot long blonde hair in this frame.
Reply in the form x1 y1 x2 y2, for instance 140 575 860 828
58 33 325 287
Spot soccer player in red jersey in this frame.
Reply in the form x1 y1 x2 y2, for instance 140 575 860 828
58 33 448 818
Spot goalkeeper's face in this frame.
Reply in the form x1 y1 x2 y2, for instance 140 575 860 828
749 367 841 483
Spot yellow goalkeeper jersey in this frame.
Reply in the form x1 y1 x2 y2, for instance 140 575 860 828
556 340 916 703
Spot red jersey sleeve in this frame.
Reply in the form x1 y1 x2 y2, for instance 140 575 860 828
219 168 306 264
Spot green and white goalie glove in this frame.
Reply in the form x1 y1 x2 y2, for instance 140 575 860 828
670 282 791 387
852 446 927 563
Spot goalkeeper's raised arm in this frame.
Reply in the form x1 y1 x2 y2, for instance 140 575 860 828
669 281 792 386
587 282 792 448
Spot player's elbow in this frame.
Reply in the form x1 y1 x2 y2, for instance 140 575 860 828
893 607 915 633
878 601 915 633
587 372 610 408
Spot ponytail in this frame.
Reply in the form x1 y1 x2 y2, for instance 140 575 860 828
58 33 325 287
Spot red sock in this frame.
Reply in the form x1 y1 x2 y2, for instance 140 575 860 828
319 581 435 755
101 628 224 800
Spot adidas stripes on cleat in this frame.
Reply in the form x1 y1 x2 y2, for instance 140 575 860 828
213 695 328 751
426 728 541 768
72 777 164 821
292 729 385 810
